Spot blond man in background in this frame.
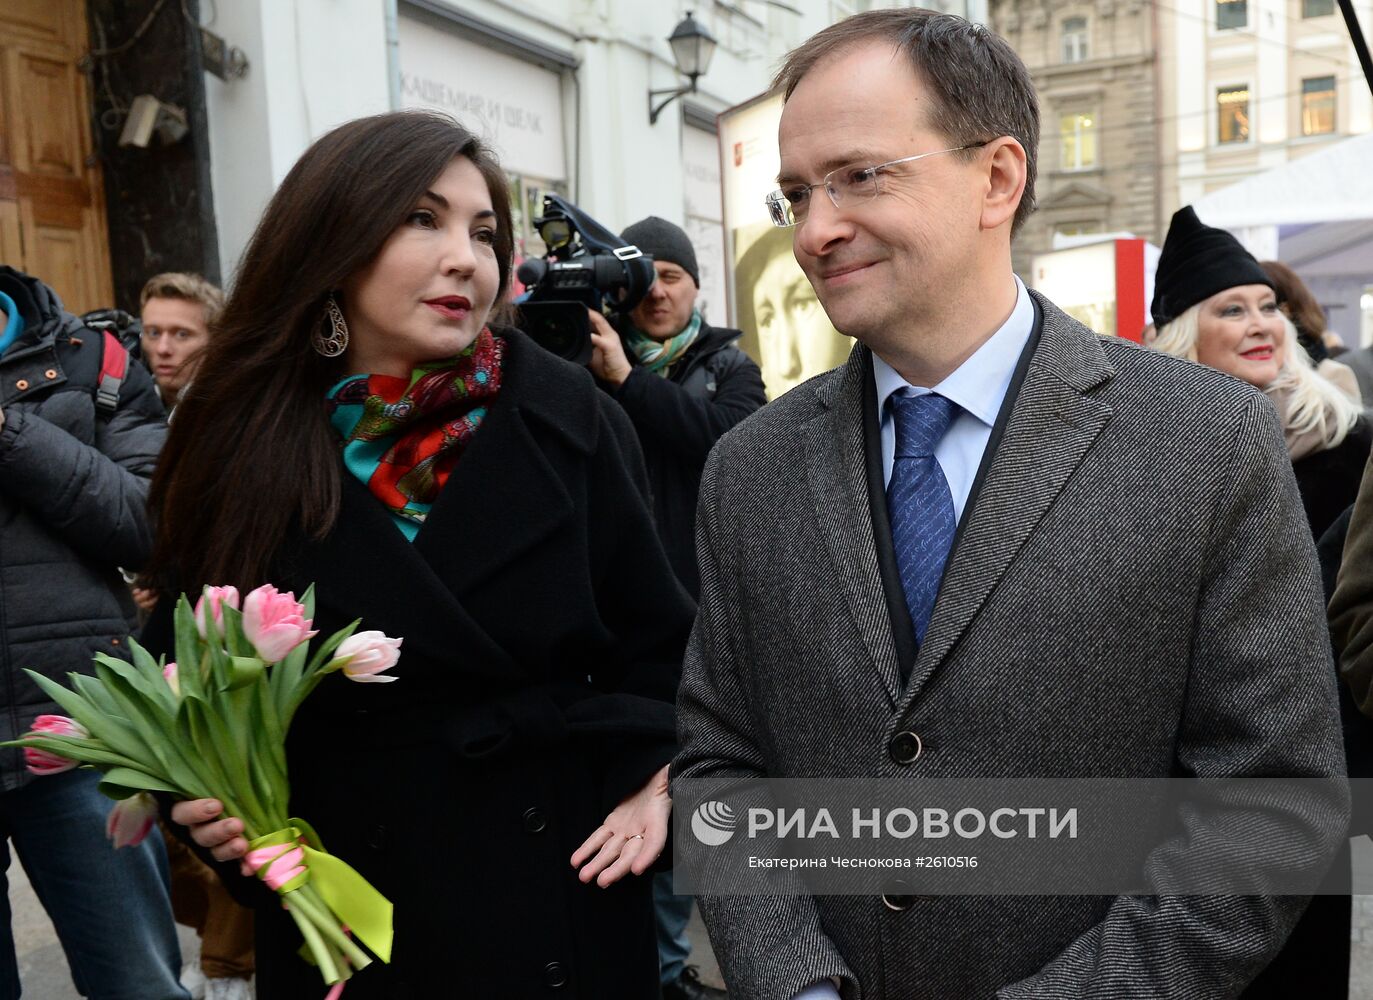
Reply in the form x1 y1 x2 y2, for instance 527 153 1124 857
139 272 223 412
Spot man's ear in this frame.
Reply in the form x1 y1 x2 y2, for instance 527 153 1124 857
979 137 1027 232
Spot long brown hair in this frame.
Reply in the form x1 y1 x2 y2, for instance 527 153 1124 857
148 111 514 593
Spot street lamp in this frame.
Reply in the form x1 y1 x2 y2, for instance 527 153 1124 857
647 12 717 125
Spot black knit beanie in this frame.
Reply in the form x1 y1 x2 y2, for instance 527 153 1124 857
621 216 700 287
1150 206 1274 328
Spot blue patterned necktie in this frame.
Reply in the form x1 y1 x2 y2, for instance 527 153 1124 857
887 391 959 646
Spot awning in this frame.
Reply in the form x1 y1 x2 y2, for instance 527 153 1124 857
1192 131 1373 229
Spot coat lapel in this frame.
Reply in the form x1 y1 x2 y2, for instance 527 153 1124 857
287 472 520 685
805 350 904 705
896 294 1116 710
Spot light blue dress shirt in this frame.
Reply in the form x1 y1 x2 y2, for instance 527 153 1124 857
792 981 842 1000
873 275 1034 524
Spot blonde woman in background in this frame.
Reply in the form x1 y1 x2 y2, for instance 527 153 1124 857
1151 208 1368 541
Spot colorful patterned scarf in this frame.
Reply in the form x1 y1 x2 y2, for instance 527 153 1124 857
623 309 703 376
325 328 504 540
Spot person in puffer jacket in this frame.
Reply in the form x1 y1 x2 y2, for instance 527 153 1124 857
0 265 188 999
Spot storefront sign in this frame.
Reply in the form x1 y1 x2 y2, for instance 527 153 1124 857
398 15 566 182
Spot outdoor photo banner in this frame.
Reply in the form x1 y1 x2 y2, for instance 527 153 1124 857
718 92 854 399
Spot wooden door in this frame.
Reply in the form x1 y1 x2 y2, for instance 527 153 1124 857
0 1 114 314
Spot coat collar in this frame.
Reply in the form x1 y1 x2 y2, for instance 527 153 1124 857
804 292 1116 709
285 330 600 685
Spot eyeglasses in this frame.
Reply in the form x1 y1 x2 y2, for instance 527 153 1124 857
764 142 989 228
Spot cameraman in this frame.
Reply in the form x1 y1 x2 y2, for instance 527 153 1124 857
587 217 765 1000
588 217 766 598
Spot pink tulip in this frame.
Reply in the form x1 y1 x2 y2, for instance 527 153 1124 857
106 792 158 849
163 661 180 696
242 584 317 663
194 585 241 639
330 631 402 684
23 715 88 775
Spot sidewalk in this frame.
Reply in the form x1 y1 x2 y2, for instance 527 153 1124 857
5 862 721 998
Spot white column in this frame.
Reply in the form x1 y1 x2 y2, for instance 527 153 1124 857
1254 0 1287 167
204 0 390 282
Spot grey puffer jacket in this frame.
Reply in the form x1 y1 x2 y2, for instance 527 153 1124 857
0 266 166 790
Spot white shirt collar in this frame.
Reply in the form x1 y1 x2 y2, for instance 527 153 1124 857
873 275 1034 428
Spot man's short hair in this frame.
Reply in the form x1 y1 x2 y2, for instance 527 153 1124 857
139 272 225 327
772 9 1039 236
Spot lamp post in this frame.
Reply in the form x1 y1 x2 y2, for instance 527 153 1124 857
647 12 717 125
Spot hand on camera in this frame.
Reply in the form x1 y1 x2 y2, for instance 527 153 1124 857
586 309 632 387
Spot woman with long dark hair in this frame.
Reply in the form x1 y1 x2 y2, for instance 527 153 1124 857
147 111 693 998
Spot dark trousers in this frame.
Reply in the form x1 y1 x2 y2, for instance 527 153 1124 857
0 769 187 1000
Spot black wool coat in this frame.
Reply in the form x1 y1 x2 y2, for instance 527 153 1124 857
1292 417 1372 541
146 330 694 999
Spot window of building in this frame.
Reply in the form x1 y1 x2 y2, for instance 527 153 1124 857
1216 0 1248 30
1216 87 1251 144
1059 112 1098 169
1061 17 1089 63
1302 0 1335 16
1301 76 1337 135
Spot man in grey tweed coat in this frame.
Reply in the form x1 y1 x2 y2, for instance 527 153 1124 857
672 10 1348 1000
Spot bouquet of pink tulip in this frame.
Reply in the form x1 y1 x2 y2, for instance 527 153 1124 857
4 583 399 994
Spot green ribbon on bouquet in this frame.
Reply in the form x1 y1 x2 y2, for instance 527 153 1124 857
248 818 394 964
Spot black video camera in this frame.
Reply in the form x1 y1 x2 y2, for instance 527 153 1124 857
515 194 656 366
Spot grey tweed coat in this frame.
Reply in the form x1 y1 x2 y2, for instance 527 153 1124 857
673 292 1348 1000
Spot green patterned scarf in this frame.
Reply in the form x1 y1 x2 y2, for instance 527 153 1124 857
623 309 703 376
325 328 504 540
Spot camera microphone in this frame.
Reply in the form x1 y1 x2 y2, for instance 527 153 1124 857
516 258 547 287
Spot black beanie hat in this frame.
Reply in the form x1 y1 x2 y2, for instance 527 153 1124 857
621 216 700 287
1150 206 1274 329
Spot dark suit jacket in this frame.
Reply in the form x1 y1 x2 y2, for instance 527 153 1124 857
674 292 1348 1000
145 330 694 999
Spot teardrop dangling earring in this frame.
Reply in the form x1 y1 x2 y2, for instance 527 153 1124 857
312 294 349 358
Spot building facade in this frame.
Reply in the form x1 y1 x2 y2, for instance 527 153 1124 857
1161 0 1373 232
7 0 988 325
989 0 1164 274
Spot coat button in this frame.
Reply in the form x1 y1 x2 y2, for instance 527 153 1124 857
366 824 387 850
888 731 922 765
15 379 28 391
543 961 567 988
882 879 916 911
522 807 548 834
